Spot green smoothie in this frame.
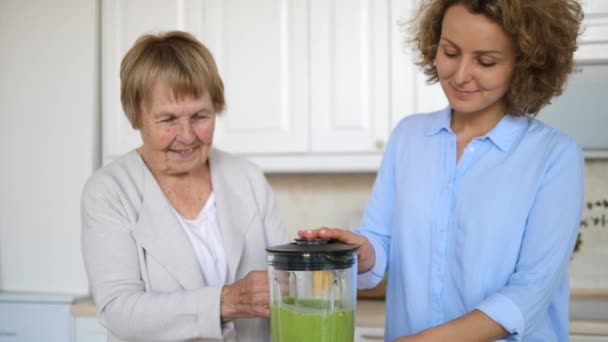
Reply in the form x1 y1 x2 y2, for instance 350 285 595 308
271 298 354 342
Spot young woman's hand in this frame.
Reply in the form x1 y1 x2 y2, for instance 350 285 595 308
298 227 376 274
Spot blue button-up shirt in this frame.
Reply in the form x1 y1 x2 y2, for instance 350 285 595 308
357 107 584 341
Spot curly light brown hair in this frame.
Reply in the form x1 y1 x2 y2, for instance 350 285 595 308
120 31 225 129
409 0 584 116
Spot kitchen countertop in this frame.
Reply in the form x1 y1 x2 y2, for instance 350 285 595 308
71 297 608 336
70 297 97 317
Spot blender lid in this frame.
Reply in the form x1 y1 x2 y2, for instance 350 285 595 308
266 238 359 270
266 238 359 255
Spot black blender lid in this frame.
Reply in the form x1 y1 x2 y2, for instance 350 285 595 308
266 238 359 255
266 238 359 271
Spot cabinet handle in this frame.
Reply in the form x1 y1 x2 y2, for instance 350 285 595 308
374 139 385 150
360 333 384 340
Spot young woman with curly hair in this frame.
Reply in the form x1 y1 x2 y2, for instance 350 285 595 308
300 0 585 341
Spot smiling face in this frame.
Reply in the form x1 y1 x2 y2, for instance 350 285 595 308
435 4 516 119
138 78 216 177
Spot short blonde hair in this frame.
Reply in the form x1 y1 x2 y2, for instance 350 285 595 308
409 0 584 116
120 31 225 128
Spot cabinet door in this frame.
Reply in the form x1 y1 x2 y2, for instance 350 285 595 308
102 0 309 162
389 0 447 128
102 0 206 162
309 0 391 153
206 0 309 154
577 0 608 61
0 302 73 342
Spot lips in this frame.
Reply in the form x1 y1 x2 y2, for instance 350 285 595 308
172 147 196 153
169 145 199 157
450 84 478 97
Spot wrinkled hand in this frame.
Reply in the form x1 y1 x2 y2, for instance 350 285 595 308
298 227 375 274
220 270 270 322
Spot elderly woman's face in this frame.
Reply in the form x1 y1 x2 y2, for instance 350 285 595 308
138 79 216 176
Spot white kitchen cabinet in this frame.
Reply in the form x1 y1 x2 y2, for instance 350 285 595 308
102 0 310 162
102 0 221 163
101 0 426 171
103 0 607 171
577 0 608 61
308 0 391 153
0 293 76 342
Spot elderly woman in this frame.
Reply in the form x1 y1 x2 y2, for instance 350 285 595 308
81 31 288 342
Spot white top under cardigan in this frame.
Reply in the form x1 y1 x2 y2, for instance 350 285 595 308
173 192 228 287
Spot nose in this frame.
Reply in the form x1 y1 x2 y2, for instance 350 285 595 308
176 118 196 145
453 59 473 85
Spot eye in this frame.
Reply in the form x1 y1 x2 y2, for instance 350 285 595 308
192 113 209 120
159 115 177 123
478 58 497 67
443 49 459 58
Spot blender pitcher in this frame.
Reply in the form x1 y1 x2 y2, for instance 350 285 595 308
266 238 359 342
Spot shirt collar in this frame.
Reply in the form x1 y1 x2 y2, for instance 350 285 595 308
485 113 527 152
424 106 452 136
424 106 527 152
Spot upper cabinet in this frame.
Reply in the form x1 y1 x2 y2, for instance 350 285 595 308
102 0 606 171
576 0 608 60
102 0 207 165
102 0 435 171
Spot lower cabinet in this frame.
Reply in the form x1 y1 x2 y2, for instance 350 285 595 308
74 317 106 342
0 301 73 342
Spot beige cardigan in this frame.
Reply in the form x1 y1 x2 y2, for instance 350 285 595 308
81 149 289 341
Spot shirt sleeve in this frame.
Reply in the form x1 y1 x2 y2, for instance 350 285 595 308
475 140 584 340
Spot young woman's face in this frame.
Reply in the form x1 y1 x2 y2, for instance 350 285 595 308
138 79 216 176
435 4 516 118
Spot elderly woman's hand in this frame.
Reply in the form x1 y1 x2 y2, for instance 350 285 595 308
220 270 270 322
298 227 375 274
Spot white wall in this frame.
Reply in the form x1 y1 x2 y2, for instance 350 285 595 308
0 0 99 294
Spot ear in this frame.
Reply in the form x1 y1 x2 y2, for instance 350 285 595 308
134 102 146 129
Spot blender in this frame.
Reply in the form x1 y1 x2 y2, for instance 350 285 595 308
266 238 359 342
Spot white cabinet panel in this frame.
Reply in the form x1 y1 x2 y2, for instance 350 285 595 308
210 0 309 154
571 0 608 61
310 0 390 152
0 301 73 342
102 0 205 163
390 0 447 127
102 0 309 163
583 0 608 15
